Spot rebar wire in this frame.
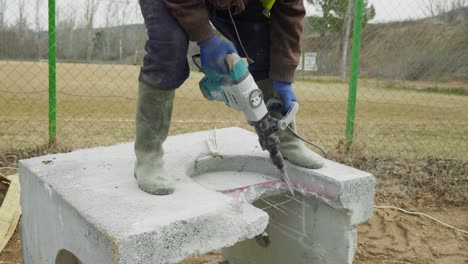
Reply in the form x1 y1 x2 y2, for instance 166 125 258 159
260 194 309 218
260 198 290 216
261 195 468 236
285 194 311 208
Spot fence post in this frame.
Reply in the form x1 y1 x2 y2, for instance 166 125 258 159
341 0 354 81
402 48 407 85
301 51 305 80
315 51 320 81
376 47 380 88
48 0 57 144
434 46 440 90
344 0 364 149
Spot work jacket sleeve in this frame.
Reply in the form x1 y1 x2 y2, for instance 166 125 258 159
163 0 214 43
269 0 305 83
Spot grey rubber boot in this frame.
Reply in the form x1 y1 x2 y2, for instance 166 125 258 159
134 82 176 195
256 79 325 169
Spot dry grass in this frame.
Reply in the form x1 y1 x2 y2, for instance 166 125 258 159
331 146 467 206
0 60 467 161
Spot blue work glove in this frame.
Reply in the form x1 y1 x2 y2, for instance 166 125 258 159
198 35 237 75
272 80 298 114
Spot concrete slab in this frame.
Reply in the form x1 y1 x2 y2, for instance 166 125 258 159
19 127 375 264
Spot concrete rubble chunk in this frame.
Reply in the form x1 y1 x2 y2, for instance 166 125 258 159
19 127 375 264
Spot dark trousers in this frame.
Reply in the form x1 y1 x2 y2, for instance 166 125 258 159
138 0 270 90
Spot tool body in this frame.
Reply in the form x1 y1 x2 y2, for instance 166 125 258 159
193 54 297 195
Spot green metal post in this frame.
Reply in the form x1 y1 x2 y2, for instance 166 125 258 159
48 0 57 144
344 0 364 149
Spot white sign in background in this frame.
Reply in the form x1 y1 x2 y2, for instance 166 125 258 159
297 52 318 72
304 52 318 71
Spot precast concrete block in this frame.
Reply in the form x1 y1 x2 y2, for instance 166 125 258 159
19 128 375 264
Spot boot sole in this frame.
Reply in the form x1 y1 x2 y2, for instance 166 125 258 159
135 173 175 195
139 185 175 196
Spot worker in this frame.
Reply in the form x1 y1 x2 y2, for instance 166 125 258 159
134 0 325 195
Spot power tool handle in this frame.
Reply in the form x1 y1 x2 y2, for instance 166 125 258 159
225 53 242 70
278 102 299 130
193 53 240 73
266 99 299 130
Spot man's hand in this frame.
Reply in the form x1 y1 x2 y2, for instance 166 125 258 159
272 80 298 114
198 35 237 74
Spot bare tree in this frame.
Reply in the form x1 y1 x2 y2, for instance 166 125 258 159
104 1 118 59
436 0 450 14
424 0 450 16
56 5 77 60
0 0 6 30
84 0 99 61
16 0 27 52
451 0 467 10
116 0 130 63
35 0 43 60
425 0 436 16
133 5 145 65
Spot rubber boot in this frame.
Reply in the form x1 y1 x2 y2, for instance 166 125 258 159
134 82 176 195
256 79 325 169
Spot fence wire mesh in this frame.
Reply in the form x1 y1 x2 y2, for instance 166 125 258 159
0 0 467 160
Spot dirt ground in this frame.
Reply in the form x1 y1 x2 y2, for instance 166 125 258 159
355 206 468 264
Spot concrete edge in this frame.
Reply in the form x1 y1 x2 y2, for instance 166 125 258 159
117 201 269 263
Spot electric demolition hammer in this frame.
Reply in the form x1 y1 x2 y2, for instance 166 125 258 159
193 53 298 196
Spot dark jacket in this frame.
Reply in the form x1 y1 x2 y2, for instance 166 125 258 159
163 0 305 83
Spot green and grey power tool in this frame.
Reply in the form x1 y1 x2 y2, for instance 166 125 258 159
192 53 298 196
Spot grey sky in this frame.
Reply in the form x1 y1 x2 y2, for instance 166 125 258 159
2 0 465 30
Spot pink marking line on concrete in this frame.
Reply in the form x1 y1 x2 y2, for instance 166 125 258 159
222 178 337 202
222 179 283 198
295 180 336 201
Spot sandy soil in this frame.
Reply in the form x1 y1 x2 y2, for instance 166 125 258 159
355 206 468 264
0 230 21 264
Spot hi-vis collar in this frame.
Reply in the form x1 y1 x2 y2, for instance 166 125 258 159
260 0 276 18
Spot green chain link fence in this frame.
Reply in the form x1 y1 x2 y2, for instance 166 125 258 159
0 0 467 160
